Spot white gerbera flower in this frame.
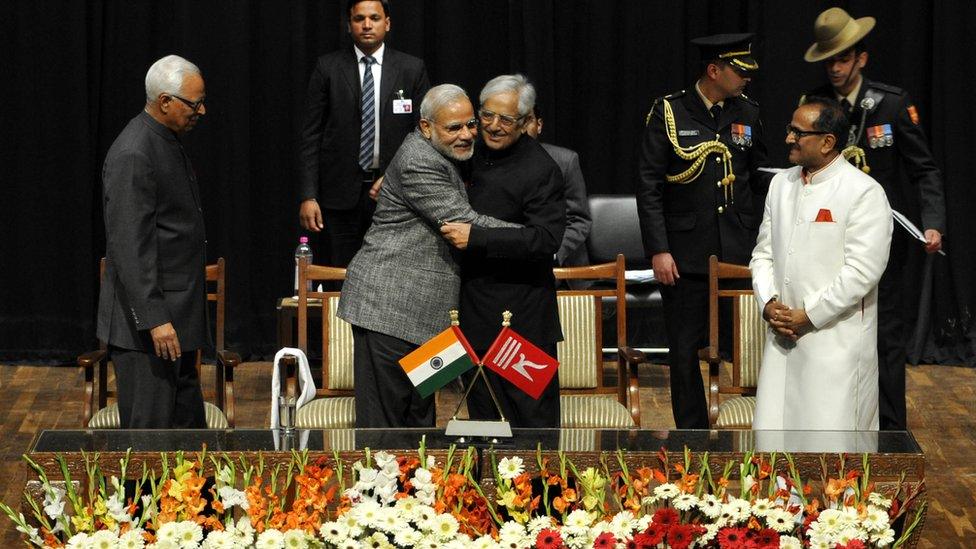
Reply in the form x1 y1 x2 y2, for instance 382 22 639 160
498 521 527 545
815 508 844 533
698 493 723 518
868 492 892 509
652 483 680 500
337 540 358 549
232 516 255 543
119 529 146 549
89 529 119 549
150 540 180 549
354 499 383 527
565 509 592 529
835 526 867 545
414 504 437 530
863 506 890 532
202 530 235 549
156 522 180 543
699 523 720 544
750 497 774 517
282 529 309 549
414 536 443 549
778 535 803 549
766 507 796 533
394 528 423 547
673 493 699 511
255 529 285 549
472 535 499 549
871 527 896 546
319 520 349 543
177 521 204 548
432 513 460 539
721 498 751 523
527 515 554 535
497 456 525 480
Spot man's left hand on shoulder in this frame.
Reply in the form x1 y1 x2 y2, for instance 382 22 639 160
923 229 942 254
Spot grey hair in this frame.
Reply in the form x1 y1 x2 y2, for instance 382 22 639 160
478 74 535 117
420 84 469 121
145 55 201 103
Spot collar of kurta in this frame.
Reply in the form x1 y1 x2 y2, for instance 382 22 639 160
802 153 846 185
139 110 179 143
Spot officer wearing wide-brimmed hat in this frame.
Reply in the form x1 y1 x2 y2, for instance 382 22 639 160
637 33 772 429
801 7 946 432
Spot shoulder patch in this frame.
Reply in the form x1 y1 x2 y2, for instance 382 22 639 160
868 81 906 96
907 105 920 125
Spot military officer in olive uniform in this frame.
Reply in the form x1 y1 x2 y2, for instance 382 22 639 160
637 34 773 429
802 8 946 431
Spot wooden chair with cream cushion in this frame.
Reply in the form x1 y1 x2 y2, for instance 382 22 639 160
78 257 239 428
278 258 356 429
555 254 643 428
698 255 766 429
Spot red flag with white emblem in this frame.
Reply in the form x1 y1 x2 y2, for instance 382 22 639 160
482 327 559 399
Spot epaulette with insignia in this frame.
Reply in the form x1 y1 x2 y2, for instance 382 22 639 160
645 90 685 126
868 81 905 96
738 92 759 107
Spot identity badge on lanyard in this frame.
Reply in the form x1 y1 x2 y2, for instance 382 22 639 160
392 89 413 114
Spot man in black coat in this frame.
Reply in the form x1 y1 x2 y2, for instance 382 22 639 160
298 0 430 267
802 8 946 431
440 74 566 427
636 34 772 429
98 55 210 429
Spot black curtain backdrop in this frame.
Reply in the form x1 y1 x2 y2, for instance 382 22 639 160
1 0 973 366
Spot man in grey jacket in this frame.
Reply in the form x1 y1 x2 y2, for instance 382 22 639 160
338 84 518 427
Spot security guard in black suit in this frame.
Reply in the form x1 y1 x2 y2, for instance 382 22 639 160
802 8 946 431
637 34 773 428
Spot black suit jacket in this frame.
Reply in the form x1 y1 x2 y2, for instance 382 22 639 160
461 137 566 350
636 88 772 275
803 78 946 233
541 142 591 266
97 111 209 352
299 46 430 209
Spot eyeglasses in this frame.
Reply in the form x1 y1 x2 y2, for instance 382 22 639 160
785 125 829 139
168 94 206 113
478 109 522 128
439 119 479 134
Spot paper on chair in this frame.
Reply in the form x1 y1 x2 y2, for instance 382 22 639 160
758 167 787 174
625 269 656 283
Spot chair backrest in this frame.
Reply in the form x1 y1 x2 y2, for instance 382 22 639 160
706 255 765 396
205 258 226 352
553 254 626 393
586 195 648 269
296 257 354 395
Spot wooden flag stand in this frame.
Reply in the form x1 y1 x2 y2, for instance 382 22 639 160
444 310 513 440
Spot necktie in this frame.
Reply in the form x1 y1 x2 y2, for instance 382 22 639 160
359 56 376 171
840 98 852 115
709 104 722 123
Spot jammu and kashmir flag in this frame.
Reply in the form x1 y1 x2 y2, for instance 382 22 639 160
483 327 559 399
399 326 478 398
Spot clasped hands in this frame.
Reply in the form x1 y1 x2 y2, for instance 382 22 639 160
763 299 811 341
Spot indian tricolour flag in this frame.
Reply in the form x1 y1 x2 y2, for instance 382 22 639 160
399 326 478 398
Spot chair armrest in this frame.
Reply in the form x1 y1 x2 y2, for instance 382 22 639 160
702 348 722 427
77 349 108 427
216 350 241 427
618 346 643 427
698 345 720 364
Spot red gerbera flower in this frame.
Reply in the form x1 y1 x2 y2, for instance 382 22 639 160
842 541 867 549
652 507 680 530
536 528 564 549
716 527 749 549
755 528 780 548
632 532 657 549
593 532 617 548
643 522 666 544
666 524 697 549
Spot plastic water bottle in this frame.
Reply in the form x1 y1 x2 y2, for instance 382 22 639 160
294 236 313 296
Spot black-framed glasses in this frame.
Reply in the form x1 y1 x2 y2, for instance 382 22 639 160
168 94 205 113
478 109 522 128
440 119 479 134
786 125 829 139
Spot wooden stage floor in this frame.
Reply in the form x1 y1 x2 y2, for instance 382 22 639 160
0 361 973 547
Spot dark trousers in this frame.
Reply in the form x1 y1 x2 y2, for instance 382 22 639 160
660 275 711 429
110 346 207 429
321 177 378 268
878 232 910 431
352 326 435 428
464 342 561 428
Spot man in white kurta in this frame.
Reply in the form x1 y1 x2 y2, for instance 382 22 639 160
751 98 892 431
